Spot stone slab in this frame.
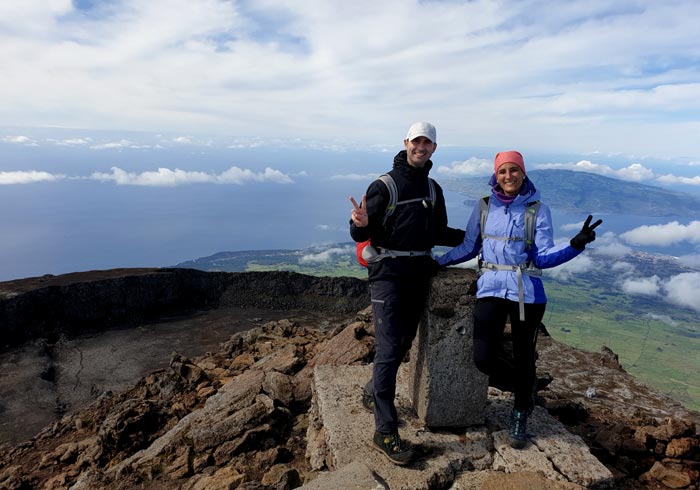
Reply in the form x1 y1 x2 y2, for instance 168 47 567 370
307 364 614 489
298 461 387 490
307 364 479 490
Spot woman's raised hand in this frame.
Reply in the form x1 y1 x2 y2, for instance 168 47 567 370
570 215 602 250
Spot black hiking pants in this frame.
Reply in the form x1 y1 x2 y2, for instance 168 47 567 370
473 297 546 412
366 278 429 434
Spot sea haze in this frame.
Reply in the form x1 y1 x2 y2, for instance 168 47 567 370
1 145 699 281
0 176 361 281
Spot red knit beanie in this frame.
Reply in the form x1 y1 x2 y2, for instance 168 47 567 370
494 151 525 174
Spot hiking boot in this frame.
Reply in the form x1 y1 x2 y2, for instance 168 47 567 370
361 389 376 413
510 409 529 449
372 431 414 466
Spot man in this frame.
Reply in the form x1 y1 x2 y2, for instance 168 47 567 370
349 122 464 465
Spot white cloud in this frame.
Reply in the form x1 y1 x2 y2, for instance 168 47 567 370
546 254 596 281
90 167 210 186
620 221 700 246
644 313 678 328
315 225 331 231
610 261 636 276
217 167 293 184
53 137 91 146
678 254 700 270
655 174 700 186
618 163 656 182
589 231 633 258
299 245 352 264
2 135 37 145
620 272 700 312
90 139 153 150
593 242 634 258
560 221 582 232
89 165 293 186
330 173 380 181
1 1 700 158
0 170 64 184
663 272 700 312
437 157 493 177
621 275 662 296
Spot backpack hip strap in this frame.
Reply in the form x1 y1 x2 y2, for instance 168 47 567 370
479 261 542 322
377 247 432 259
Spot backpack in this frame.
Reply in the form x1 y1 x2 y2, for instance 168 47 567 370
356 174 436 267
478 196 540 253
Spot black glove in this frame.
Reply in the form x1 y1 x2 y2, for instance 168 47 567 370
570 215 602 250
428 258 442 277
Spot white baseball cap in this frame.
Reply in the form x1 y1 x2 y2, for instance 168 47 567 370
406 121 436 143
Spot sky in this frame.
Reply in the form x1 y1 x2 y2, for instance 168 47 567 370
1 0 700 160
1 0 700 292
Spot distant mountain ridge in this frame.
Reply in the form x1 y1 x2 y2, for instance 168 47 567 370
442 169 700 217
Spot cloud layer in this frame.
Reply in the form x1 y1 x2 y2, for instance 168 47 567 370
620 221 700 246
620 272 700 313
437 157 700 187
0 170 64 184
2 1 700 158
0 166 293 186
90 166 294 186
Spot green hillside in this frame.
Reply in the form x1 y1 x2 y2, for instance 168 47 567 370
543 279 700 410
441 169 700 218
176 244 700 411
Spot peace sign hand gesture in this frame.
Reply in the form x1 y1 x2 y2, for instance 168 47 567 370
349 195 368 227
570 215 603 250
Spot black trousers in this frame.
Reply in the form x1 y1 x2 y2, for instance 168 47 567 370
366 279 429 434
473 297 546 411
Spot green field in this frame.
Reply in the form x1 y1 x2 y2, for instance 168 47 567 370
543 278 700 410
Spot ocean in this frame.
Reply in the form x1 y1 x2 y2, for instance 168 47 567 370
1 144 697 281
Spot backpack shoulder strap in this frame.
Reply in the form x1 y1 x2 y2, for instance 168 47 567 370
524 201 540 250
524 201 540 251
478 196 490 239
479 196 539 250
377 174 398 225
378 174 435 224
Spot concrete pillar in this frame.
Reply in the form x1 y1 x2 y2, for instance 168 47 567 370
408 267 488 427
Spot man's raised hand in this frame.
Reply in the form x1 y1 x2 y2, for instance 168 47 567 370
349 195 368 227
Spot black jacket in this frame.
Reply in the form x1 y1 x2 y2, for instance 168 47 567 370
350 150 464 281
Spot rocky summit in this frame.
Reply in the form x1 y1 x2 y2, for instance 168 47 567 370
0 268 699 489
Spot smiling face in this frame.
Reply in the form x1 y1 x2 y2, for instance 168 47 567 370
496 162 525 196
403 136 437 168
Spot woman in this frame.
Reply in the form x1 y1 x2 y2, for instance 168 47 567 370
435 150 601 448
